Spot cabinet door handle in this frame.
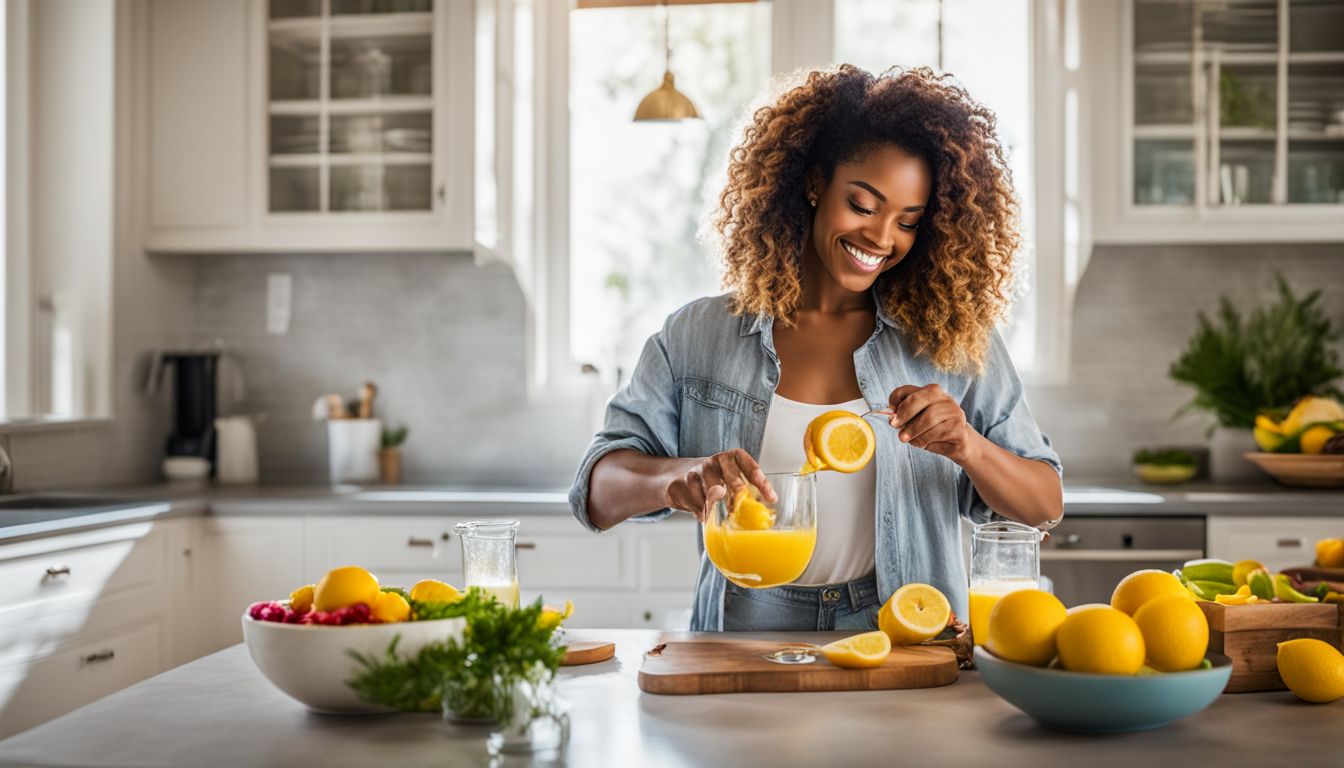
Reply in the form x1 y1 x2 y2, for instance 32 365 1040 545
45 566 71 578
407 537 435 548
643 611 653 622
440 532 451 541
515 542 537 550
81 650 115 664
1276 538 1305 549
436 184 446 204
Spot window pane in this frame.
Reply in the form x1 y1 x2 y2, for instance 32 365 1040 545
835 0 1036 372
569 3 770 381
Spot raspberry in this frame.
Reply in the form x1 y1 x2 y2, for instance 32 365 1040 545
248 601 290 623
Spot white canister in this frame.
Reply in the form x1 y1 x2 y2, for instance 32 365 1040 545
215 415 261 484
327 419 381 484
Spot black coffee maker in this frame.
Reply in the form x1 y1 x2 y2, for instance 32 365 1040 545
145 351 221 467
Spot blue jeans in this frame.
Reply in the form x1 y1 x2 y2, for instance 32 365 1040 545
722 576 881 631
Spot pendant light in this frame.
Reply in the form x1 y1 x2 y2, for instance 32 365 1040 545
633 1 701 122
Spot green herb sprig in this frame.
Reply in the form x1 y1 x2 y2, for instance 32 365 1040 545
346 588 566 719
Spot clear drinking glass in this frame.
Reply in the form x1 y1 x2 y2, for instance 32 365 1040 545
703 472 817 589
455 520 521 608
969 520 1044 647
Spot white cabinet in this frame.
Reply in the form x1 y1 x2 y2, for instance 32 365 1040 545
138 0 475 253
191 517 306 655
1206 515 1343 573
0 522 169 739
1085 0 1344 243
304 515 462 588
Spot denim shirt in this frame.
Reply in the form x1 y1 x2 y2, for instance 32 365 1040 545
568 293 1062 630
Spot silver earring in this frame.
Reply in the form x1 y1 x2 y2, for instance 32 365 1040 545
809 197 817 206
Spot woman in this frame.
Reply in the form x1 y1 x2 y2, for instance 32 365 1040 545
568 65 1063 632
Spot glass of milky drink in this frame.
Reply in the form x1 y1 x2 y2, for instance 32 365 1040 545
704 472 817 589
969 520 1044 647
455 520 521 607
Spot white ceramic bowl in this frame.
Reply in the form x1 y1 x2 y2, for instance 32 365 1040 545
241 611 466 713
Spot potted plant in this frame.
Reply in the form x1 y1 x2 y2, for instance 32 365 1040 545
1169 274 1342 482
379 424 410 485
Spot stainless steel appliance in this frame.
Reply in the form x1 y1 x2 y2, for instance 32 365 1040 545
1041 516 1205 606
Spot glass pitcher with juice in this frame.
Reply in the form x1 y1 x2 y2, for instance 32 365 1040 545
968 520 1044 647
455 520 521 608
703 472 817 589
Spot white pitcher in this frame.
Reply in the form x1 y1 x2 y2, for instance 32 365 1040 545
215 415 261 484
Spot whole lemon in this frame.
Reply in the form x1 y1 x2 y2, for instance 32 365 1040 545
986 589 1067 667
409 579 462 604
1277 638 1344 703
1132 594 1209 671
1316 539 1344 569
1111 570 1190 616
289 584 315 613
371 590 411 623
1056 606 1146 675
314 566 380 611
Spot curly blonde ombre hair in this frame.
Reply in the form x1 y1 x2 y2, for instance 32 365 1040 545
710 65 1021 375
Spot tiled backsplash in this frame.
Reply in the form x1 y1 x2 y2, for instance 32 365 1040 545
188 253 597 487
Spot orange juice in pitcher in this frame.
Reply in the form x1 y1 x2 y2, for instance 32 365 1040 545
969 521 1044 647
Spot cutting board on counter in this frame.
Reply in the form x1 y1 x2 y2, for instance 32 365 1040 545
1199 602 1343 693
637 632 958 695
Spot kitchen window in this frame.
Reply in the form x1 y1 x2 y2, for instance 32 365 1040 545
521 0 1066 393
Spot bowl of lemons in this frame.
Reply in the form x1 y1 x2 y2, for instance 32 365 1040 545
973 572 1232 733
241 566 467 713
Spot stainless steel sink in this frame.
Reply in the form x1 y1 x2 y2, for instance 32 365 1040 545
0 494 168 535
0 494 153 511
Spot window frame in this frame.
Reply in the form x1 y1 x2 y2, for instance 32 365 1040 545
513 0 1065 396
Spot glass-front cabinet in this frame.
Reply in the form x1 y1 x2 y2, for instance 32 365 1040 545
1129 0 1344 219
1112 0 1344 240
142 0 475 253
267 0 437 215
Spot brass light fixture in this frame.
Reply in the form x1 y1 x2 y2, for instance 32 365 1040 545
633 1 701 122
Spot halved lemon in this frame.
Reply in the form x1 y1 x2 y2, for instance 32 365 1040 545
803 412 875 474
821 630 892 669
878 583 951 645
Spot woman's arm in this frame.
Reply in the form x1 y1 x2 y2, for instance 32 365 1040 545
588 448 775 531
886 383 1063 528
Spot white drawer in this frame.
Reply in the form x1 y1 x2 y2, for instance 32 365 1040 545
1207 516 1344 573
515 531 632 590
304 517 461 581
0 620 162 739
0 523 161 627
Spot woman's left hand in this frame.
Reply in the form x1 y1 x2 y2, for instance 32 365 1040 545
886 384 982 465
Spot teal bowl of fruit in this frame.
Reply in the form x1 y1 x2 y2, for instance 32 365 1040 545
974 647 1232 733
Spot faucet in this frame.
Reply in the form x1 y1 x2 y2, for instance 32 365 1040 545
0 435 12 495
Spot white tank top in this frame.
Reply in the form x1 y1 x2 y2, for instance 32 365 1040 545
757 393 877 586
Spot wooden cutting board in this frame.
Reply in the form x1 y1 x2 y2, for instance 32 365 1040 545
637 633 958 695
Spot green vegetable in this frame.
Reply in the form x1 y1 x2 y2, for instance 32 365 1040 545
1133 448 1197 467
1169 274 1343 430
346 588 566 719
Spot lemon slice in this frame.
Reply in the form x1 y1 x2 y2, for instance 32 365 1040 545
878 583 951 645
821 630 892 669
728 486 775 530
813 413 876 473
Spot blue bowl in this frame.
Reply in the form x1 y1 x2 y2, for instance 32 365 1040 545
974 647 1232 733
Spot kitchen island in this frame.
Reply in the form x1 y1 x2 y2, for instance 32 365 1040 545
0 629 1337 768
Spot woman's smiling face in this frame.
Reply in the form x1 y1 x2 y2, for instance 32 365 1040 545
808 144 933 294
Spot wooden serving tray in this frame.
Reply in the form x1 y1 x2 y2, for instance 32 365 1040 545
637 632 958 695
1198 601 1344 693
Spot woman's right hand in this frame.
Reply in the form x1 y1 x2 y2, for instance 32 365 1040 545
663 448 776 523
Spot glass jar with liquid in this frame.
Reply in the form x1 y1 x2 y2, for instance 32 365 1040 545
455 520 521 608
969 520 1044 647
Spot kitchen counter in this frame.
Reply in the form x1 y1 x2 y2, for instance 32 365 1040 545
0 478 1340 545
0 629 1337 768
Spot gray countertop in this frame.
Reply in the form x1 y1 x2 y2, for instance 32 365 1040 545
0 629 1338 768
0 477 1340 545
